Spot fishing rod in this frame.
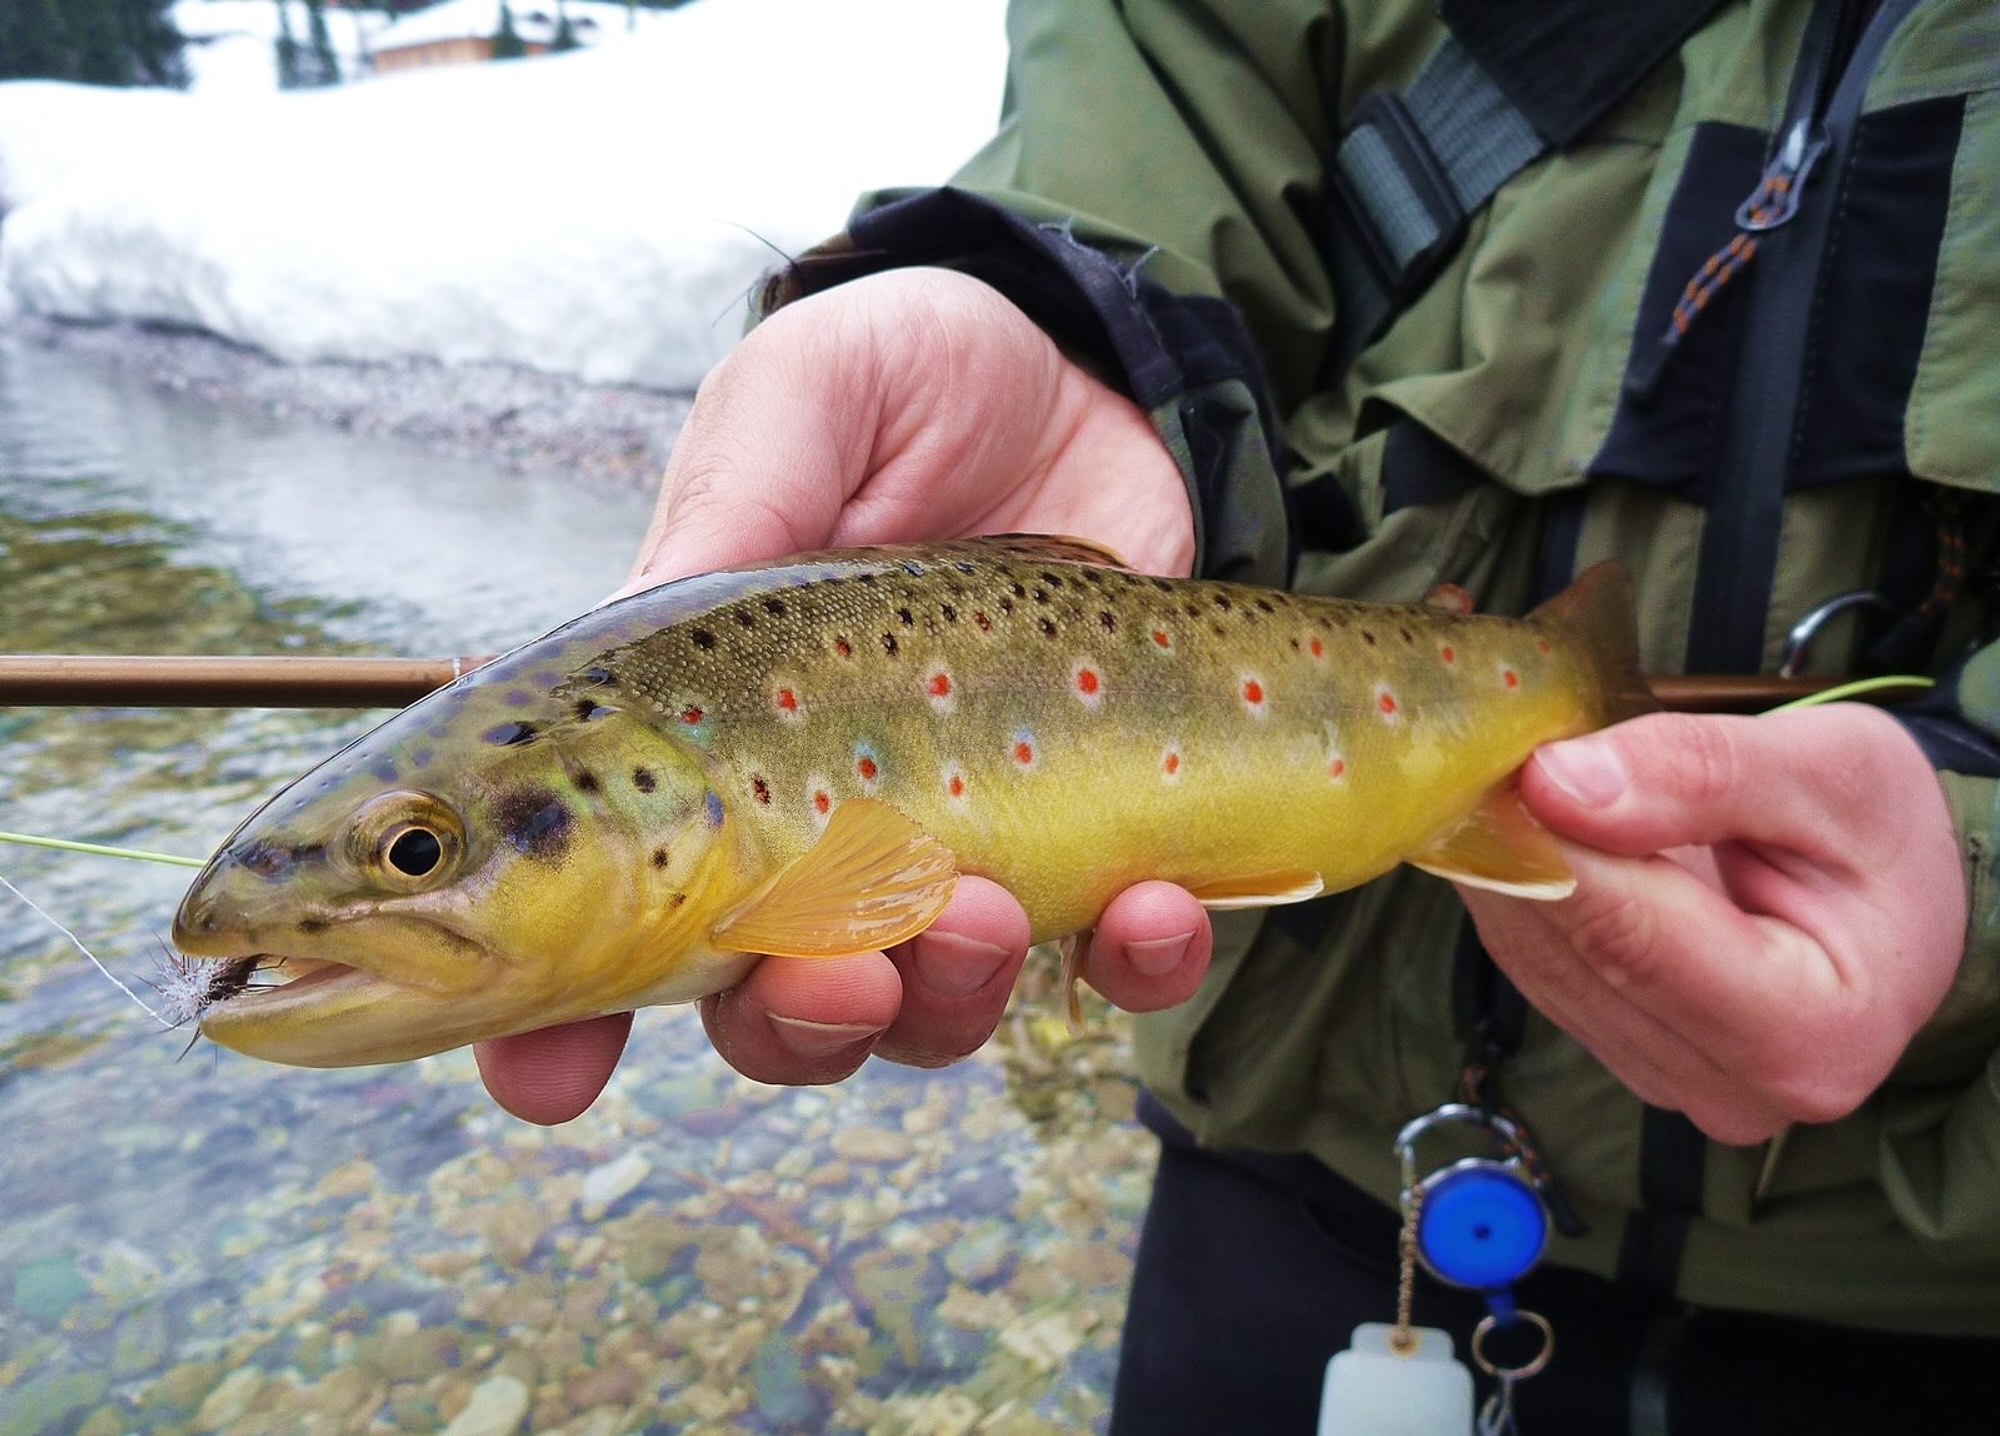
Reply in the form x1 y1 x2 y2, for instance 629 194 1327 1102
0 653 1935 713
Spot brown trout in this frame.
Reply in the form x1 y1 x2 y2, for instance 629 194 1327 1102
172 537 1654 1067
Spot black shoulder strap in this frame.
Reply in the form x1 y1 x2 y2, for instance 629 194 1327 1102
1326 0 1732 376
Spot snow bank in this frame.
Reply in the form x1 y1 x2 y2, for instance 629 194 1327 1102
0 0 1007 389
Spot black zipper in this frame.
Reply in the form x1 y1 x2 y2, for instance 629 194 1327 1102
1685 0 1917 674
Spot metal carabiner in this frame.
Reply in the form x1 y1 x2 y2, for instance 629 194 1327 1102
1777 590 1892 677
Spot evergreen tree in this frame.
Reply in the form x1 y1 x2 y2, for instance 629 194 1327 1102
551 2 579 53
490 2 527 61
300 0 341 86
0 0 184 86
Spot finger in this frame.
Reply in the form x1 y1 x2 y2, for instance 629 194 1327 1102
876 876 1033 1068
474 1012 633 1125
698 951 902 1085
1078 881 1213 1012
1521 706 1930 873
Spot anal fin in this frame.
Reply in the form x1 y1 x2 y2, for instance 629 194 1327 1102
1410 782 1575 900
713 799 958 957
1186 871 1325 911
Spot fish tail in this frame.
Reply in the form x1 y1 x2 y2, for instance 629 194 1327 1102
1529 563 1658 727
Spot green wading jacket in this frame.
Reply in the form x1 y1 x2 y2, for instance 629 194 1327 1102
758 0 2000 1333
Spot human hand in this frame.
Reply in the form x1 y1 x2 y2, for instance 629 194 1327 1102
1457 705 1965 1146
477 267 1214 1123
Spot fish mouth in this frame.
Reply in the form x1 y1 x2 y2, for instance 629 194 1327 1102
199 954 389 1014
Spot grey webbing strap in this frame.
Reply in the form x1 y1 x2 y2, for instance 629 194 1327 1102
1328 37 1547 374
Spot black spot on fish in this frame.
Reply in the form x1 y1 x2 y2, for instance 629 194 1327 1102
504 690 534 709
581 665 615 686
484 722 538 747
573 769 600 793
1400 628 1415 645
735 609 756 628
1184 601 1203 617
900 558 926 576
1040 572 1064 588
941 603 957 623
651 847 670 869
1362 631 1377 646
298 917 328 935
1010 581 1027 599
494 788 573 860
974 611 992 631
1255 598 1276 614
897 607 915 626
751 775 772 805
670 891 688 908
235 842 292 878
690 628 717 651
1211 622 1227 637
999 598 1014 615
1080 569 1104 585
371 759 400 783
1038 617 1058 637
954 561 977 575
857 573 878 585
575 700 615 722
632 767 657 793
881 633 899 657
1099 610 1117 631
411 748 435 768
1151 578 1174 592
763 597 787 617
1033 588 1051 604
1213 594 1232 611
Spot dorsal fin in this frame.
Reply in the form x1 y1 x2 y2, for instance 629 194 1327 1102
962 533 1132 569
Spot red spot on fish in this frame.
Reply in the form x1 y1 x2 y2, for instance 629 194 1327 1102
812 790 831 815
1503 668 1520 689
928 672 952 698
775 687 798 713
1243 679 1264 705
1013 740 1034 765
1377 688 1399 718
1309 637 1324 659
1151 629 1170 648
1537 637 1552 654
1078 669 1099 695
856 755 878 781
680 705 704 725
1328 757 1346 780
1164 751 1180 776
833 636 852 659
948 773 966 798
751 776 771 805
1440 645 1455 665
974 611 992 631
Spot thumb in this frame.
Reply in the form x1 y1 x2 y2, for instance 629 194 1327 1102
1519 706 1935 873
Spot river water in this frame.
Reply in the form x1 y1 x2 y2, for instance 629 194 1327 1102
0 334 1148 1435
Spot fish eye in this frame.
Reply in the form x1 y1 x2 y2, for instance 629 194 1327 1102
386 827 443 877
349 790 464 892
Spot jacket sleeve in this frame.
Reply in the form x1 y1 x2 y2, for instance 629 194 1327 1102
752 0 1358 588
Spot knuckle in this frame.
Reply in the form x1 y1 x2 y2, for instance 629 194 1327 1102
1565 889 1663 988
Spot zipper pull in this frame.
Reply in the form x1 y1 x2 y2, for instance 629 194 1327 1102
1625 118 1831 404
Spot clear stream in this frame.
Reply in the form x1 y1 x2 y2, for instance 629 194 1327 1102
0 334 1148 1436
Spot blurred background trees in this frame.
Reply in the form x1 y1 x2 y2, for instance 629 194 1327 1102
0 0 188 87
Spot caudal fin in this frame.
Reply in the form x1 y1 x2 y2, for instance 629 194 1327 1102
1528 563 1658 727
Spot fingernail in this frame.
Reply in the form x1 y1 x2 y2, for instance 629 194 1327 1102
910 930 1010 998
1535 738 1627 808
766 1015 883 1058
1124 931 1195 977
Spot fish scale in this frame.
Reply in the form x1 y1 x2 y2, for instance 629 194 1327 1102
170 536 1655 1068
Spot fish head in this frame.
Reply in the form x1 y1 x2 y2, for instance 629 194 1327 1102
173 675 763 1067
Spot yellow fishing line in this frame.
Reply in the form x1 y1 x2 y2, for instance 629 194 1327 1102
1768 675 1935 712
0 829 205 868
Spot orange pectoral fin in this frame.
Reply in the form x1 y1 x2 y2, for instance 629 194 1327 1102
712 799 959 958
1410 782 1576 900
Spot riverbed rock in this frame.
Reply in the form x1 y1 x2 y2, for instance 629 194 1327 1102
577 1152 650 1222
439 1374 530 1436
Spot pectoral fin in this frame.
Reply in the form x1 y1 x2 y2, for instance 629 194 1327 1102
1187 871 1325 911
1410 782 1576 899
713 799 959 957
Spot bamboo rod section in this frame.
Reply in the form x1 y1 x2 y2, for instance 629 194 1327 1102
0 653 1932 713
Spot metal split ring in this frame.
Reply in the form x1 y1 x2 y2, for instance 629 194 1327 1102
1471 1309 1554 1381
